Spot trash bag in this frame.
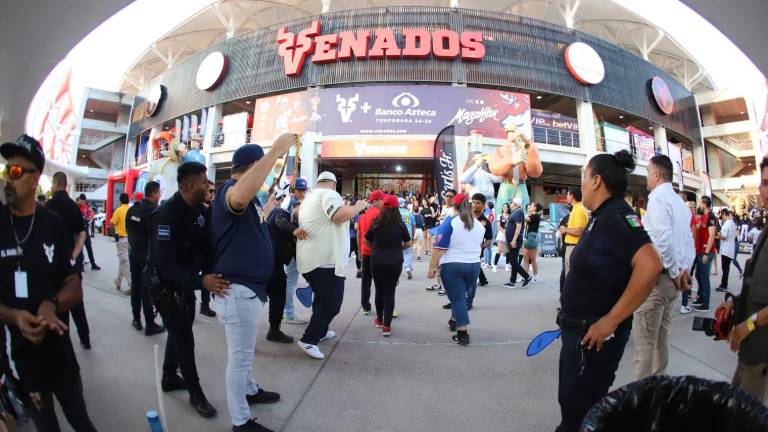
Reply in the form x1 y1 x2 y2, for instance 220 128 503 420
581 375 768 432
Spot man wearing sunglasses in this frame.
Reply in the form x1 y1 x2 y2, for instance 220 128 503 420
0 135 97 431
198 179 217 318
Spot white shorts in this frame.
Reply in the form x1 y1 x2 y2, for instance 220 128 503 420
414 230 424 240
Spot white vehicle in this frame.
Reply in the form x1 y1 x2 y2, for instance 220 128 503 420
93 212 106 230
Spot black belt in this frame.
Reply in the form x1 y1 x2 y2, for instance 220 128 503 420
557 312 599 331
564 243 577 247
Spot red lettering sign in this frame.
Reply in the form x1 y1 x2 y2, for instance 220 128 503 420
277 21 485 76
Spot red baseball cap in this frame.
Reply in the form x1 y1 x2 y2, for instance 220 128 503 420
383 194 399 208
368 190 385 202
453 193 468 205
133 192 144 201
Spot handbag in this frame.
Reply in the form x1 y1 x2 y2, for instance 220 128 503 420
523 233 537 249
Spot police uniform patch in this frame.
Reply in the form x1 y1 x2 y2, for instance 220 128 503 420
196 215 205 227
624 215 643 228
158 225 171 240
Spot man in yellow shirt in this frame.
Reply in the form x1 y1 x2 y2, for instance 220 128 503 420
625 190 646 218
560 187 588 279
110 193 131 294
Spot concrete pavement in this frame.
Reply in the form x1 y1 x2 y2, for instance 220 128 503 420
57 234 745 432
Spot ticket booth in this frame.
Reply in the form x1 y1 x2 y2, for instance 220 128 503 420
105 169 141 232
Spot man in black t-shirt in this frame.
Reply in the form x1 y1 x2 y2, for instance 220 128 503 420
46 171 92 349
504 198 532 287
0 135 96 431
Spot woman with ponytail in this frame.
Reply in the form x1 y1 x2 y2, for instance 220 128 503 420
427 194 485 345
556 150 663 432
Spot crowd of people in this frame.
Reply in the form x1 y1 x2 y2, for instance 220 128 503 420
1 132 768 432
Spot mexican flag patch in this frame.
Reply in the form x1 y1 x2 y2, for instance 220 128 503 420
625 215 643 228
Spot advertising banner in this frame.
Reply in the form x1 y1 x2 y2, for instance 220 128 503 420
434 125 457 206
321 139 433 158
250 90 318 144
531 109 578 131
602 122 630 154
312 84 531 139
630 132 656 163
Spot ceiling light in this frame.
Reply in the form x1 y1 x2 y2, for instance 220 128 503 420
88 109 94 113
245 101 251 104
618 115 624 119
396 165 402 172
536 95 543 100
740 111 745 114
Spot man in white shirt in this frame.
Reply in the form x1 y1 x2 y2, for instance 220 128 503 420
296 172 367 359
633 155 696 380
717 209 738 292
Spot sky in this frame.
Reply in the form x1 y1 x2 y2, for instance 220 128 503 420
25 0 767 136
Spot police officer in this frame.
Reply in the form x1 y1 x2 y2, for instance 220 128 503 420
557 150 662 432
46 171 92 350
0 135 97 431
126 180 165 335
148 162 228 418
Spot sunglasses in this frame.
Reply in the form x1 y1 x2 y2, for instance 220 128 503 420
4 164 37 180
445 194 455 199
208 189 215 193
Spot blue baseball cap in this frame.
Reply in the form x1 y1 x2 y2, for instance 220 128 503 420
232 144 264 169
294 178 308 191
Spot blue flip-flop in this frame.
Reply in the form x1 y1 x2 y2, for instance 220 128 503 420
296 286 313 308
526 329 561 357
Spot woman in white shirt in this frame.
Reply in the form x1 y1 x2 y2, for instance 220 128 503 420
716 209 738 292
427 193 485 345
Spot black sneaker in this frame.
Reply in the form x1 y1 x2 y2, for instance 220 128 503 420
448 319 457 332
478 281 489 287
246 388 281 405
426 284 438 291
132 319 143 331
189 391 217 418
715 286 727 292
356 271 362 279
451 331 470 346
266 329 294 344
504 282 516 288
200 305 216 317
91 264 101 270
233 419 274 432
522 276 533 288
145 323 166 336
80 338 92 350
161 374 188 392
442 303 452 310
692 304 710 312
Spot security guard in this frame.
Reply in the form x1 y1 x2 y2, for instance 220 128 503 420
148 162 229 418
0 135 97 431
125 180 165 335
557 150 662 432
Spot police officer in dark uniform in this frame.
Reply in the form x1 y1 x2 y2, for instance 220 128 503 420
557 150 662 432
148 162 229 418
0 135 97 431
126 180 165 335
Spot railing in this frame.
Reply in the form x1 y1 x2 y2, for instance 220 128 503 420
533 126 580 148
720 136 753 152
214 128 252 148
75 182 105 192
79 132 121 148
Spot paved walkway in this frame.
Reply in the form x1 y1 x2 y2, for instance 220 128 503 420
58 235 744 431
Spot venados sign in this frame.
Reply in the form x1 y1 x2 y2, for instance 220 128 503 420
277 21 485 76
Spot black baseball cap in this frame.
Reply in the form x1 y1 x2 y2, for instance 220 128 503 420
232 144 264 169
0 134 46 172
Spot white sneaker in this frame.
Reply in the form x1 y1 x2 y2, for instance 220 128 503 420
298 342 325 359
284 315 308 325
480 263 488 269
505 264 511 272
680 306 692 314
320 330 336 342
532 275 538 282
492 265 497 273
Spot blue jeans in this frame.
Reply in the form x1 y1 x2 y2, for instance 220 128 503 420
483 247 492 266
688 253 713 307
440 262 481 328
301 268 345 345
284 258 299 318
213 284 264 426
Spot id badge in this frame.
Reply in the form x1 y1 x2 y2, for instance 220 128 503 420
14 271 29 299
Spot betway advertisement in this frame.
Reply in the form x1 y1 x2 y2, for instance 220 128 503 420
284 84 531 139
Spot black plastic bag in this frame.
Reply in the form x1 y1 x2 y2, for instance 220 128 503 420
581 375 768 432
